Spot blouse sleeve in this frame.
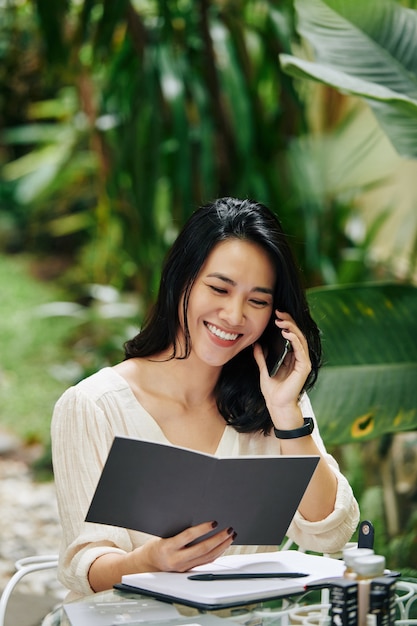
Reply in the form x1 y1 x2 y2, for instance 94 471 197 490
51 386 134 597
285 393 360 554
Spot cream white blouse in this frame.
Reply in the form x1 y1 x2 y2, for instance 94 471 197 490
51 367 359 598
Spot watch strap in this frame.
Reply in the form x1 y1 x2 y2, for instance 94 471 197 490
274 417 314 439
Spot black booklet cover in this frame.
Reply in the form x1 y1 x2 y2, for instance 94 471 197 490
86 437 319 545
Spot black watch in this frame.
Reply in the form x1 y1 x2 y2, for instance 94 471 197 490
274 417 314 439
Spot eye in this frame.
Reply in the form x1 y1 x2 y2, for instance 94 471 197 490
250 298 269 307
249 298 272 308
209 285 227 294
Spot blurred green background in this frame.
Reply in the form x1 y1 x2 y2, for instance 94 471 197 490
1 0 417 570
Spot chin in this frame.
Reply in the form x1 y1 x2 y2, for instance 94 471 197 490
205 351 242 368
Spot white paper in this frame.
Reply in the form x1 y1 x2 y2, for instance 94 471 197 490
121 550 345 606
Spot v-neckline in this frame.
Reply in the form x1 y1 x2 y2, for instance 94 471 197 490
109 367 239 457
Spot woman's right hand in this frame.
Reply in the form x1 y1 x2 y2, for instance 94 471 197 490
89 521 236 592
134 521 236 573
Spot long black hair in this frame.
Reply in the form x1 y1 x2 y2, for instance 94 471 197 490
124 197 322 434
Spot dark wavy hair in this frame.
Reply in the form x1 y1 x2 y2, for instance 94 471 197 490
124 197 322 434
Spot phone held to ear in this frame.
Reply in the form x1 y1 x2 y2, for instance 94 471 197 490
265 337 292 377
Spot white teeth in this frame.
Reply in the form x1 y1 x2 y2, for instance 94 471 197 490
206 323 239 341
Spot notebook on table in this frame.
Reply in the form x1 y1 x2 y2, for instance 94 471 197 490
114 550 346 610
86 437 320 546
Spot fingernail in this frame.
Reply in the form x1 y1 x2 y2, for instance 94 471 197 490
232 531 237 540
227 526 234 535
212 520 218 528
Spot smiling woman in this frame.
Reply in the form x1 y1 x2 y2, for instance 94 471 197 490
184 239 275 368
50 197 359 609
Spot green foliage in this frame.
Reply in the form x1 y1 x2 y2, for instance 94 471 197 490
339 442 417 572
2 0 388 304
358 485 417 572
279 0 417 282
0 255 75 443
307 283 417 444
0 254 141 445
280 0 417 159
34 283 141 379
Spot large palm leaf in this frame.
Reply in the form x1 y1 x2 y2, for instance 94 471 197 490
280 0 417 159
307 283 417 444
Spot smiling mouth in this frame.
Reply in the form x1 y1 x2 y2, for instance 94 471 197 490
205 322 241 342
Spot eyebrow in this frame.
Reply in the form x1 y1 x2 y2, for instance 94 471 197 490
206 273 274 296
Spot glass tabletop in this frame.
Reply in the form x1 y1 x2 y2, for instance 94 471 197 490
58 578 417 626
60 587 290 626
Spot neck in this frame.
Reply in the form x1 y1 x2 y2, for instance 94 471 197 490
145 348 222 408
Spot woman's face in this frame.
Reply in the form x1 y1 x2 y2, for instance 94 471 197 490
181 239 276 368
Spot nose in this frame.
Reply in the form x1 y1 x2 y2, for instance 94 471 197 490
219 296 245 327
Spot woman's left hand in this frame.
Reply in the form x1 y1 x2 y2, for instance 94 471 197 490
253 310 311 420
253 310 339 522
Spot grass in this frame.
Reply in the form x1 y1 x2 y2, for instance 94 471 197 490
0 253 78 446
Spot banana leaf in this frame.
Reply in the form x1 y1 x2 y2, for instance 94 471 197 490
307 283 417 444
279 0 417 159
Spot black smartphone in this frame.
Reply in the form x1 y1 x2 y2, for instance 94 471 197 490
265 337 292 377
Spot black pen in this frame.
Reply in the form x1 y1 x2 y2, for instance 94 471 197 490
188 572 308 581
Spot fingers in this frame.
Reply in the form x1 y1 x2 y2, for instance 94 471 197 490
253 341 268 374
253 311 312 412
178 526 237 572
169 520 221 550
255 310 309 373
184 532 237 570
274 312 310 365
274 310 307 349
147 521 236 573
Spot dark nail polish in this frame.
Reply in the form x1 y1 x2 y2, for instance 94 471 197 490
211 520 218 528
232 531 237 540
227 526 234 535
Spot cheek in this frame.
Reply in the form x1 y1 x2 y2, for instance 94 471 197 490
190 286 213 313
262 309 273 330
185 291 207 327
252 312 272 341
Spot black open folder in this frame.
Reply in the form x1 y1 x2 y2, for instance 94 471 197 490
86 437 319 546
